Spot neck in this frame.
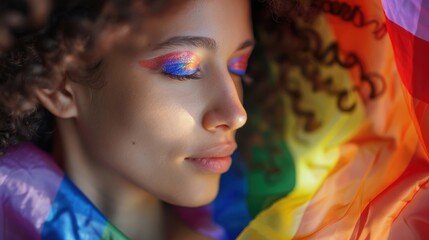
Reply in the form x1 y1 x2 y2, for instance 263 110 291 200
54 118 164 239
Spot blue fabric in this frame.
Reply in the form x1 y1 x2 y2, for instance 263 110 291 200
41 177 108 240
212 152 251 239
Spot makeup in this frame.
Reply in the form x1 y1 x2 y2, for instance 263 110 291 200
228 53 250 76
139 51 200 77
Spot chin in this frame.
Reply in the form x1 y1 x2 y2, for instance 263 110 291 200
182 191 218 207
165 180 221 207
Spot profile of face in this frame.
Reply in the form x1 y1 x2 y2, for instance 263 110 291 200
44 0 254 207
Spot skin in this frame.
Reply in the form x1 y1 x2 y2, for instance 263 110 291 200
37 0 253 238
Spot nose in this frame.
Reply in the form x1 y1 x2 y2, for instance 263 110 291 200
202 72 247 132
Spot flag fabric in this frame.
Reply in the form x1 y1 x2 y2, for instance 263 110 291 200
0 142 225 239
234 0 429 239
0 143 127 239
382 0 429 157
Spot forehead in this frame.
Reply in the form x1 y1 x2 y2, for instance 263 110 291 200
140 0 253 54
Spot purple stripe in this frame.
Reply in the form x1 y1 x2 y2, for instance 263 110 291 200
0 143 63 238
174 205 226 240
382 0 429 42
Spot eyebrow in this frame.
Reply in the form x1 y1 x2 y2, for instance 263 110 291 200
236 39 256 51
150 36 255 52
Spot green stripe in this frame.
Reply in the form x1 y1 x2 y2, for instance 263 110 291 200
102 222 129 240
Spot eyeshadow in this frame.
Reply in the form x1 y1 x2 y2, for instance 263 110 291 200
228 54 250 76
139 51 200 76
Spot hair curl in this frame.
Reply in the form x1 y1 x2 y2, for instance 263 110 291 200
239 0 387 185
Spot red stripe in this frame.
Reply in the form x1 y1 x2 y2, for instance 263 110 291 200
386 17 429 104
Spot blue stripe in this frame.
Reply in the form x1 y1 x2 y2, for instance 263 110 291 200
41 177 108 240
212 151 251 239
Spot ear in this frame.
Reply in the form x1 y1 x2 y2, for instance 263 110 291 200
35 78 78 118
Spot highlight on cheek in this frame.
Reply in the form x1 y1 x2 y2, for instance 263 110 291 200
139 51 200 76
228 53 250 76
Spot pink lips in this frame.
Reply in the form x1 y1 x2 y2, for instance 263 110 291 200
185 142 236 174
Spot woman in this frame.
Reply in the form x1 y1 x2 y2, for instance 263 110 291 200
0 0 254 239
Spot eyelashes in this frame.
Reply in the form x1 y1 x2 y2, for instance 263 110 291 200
139 51 250 80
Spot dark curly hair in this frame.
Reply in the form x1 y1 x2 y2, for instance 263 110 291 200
250 0 386 130
242 0 387 145
0 0 184 154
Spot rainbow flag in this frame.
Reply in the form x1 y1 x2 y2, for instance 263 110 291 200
235 0 429 239
383 0 429 157
0 142 228 239
0 143 127 239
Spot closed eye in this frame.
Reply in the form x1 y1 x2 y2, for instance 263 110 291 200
139 51 202 80
228 53 250 76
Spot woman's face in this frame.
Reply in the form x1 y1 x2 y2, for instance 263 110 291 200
71 0 253 206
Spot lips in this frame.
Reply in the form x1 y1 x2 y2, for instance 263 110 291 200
185 142 237 174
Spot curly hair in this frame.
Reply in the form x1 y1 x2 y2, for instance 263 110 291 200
0 0 183 154
243 0 386 139
239 0 387 188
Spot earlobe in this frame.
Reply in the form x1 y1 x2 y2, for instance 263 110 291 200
35 80 78 118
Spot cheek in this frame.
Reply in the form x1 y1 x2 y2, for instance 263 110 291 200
81 88 220 206
83 74 203 161
123 102 196 154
